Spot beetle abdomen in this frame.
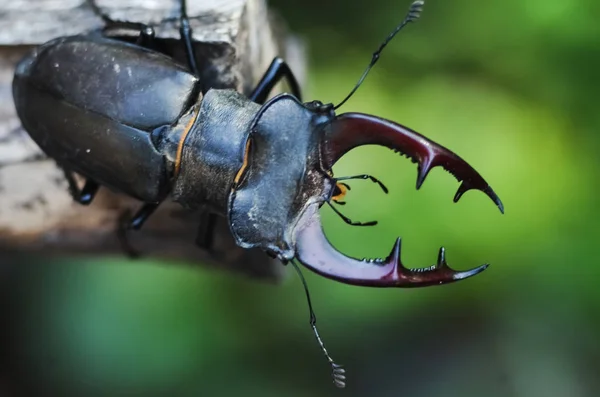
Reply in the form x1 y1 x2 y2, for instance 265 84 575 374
12 34 202 202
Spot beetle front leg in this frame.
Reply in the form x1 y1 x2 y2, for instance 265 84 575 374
86 0 156 49
250 57 302 103
178 0 200 76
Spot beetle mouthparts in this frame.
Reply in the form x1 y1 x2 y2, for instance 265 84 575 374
322 113 504 214
294 203 488 287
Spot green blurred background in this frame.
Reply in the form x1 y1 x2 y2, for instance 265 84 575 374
2 0 600 395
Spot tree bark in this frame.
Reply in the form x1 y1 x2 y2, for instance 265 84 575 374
0 0 306 281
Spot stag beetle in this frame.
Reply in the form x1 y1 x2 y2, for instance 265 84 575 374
12 0 503 388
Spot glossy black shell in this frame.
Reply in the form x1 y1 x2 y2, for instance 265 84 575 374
12 34 201 202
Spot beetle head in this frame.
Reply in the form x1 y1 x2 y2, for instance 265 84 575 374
227 93 503 288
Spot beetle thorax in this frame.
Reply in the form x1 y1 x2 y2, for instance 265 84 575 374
171 89 261 214
227 94 336 260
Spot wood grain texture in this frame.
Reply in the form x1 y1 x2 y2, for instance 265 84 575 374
0 0 307 281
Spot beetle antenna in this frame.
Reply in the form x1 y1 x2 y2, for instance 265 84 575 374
290 261 346 388
333 0 424 110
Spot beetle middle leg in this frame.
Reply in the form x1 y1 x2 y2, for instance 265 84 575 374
116 202 160 258
194 211 217 250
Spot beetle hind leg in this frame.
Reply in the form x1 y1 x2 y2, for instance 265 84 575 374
62 169 99 205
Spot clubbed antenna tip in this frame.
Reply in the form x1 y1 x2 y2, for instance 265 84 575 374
334 0 426 110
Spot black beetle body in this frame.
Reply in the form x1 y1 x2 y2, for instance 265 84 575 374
12 0 505 288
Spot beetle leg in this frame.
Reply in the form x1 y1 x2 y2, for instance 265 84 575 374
115 202 161 258
250 57 302 103
194 211 218 250
117 210 141 259
178 0 200 76
127 202 161 230
86 0 156 49
62 169 99 205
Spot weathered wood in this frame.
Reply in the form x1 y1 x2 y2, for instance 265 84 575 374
0 0 306 281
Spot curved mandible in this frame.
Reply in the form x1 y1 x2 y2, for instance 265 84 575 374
322 113 504 213
293 203 488 287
